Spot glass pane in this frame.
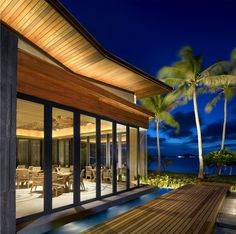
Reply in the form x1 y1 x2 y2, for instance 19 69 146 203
16 99 44 218
117 124 127 192
140 128 147 184
80 115 96 201
52 108 73 209
101 120 113 196
130 127 138 188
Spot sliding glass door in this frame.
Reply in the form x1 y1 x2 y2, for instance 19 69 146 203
101 120 113 196
116 124 127 192
52 108 74 209
16 99 44 218
80 115 96 201
16 96 143 220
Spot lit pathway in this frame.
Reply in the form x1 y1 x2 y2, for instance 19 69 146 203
83 183 230 234
215 192 236 233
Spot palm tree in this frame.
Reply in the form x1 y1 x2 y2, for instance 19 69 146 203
158 46 205 178
141 93 181 174
203 49 236 150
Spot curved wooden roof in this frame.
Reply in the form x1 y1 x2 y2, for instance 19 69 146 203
0 0 171 99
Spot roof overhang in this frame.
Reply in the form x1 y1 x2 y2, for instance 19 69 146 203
0 0 172 99
17 49 154 128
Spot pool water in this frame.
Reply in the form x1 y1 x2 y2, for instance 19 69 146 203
47 188 171 234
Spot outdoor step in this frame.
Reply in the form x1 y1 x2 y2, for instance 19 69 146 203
216 192 236 230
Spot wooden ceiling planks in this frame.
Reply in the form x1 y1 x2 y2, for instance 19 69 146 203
0 0 171 98
17 50 153 128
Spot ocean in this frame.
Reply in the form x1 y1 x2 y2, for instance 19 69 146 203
148 156 236 175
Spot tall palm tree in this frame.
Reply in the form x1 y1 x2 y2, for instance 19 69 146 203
203 49 236 150
158 46 205 178
141 93 181 174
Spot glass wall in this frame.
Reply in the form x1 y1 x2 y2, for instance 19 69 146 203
140 128 147 183
117 124 127 192
16 97 145 219
130 127 138 188
101 120 113 196
80 115 96 201
52 108 74 209
16 99 44 218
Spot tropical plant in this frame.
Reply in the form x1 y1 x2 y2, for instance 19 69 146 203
141 93 182 174
162 157 174 172
204 149 236 175
158 46 205 178
203 49 236 150
224 149 236 175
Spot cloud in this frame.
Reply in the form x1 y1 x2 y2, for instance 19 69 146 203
147 135 166 146
202 121 236 139
161 111 200 138
188 120 236 145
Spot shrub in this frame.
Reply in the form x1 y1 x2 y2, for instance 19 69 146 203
204 149 236 175
142 173 200 189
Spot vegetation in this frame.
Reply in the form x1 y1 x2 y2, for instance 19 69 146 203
204 149 236 175
203 48 236 150
142 172 236 192
161 158 174 172
156 46 236 179
158 46 207 178
141 93 182 174
143 173 199 189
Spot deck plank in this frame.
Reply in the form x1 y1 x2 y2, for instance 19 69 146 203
82 184 229 234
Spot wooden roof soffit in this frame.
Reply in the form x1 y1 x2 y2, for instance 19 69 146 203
0 0 172 99
17 49 154 128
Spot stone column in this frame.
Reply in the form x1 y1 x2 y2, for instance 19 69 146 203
0 24 18 234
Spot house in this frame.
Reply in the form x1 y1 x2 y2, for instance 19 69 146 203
0 0 171 233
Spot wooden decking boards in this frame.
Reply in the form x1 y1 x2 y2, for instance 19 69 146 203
82 183 230 234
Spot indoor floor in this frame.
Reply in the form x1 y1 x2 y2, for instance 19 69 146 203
16 180 127 218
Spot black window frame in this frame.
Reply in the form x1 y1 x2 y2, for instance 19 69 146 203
16 92 142 223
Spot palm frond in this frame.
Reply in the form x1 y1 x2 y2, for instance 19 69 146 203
158 66 185 81
140 97 156 113
162 92 187 111
203 75 236 87
224 86 236 100
201 61 225 76
159 77 184 88
160 111 180 133
205 94 222 113
179 46 194 61
231 48 236 61
185 86 194 100
194 55 203 76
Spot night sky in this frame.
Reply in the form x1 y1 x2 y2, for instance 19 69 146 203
60 0 236 156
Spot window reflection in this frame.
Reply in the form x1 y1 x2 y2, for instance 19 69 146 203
16 99 44 218
101 120 113 196
80 115 96 201
52 108 74 209
117 124 127 192
130 127 138 188
16 98 143 218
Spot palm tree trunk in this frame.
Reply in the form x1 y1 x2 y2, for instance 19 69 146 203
221 99 227 151
218 166 222 175
193 88 204 179
156 119 161 175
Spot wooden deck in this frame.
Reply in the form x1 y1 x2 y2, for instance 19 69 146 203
82 183 230 234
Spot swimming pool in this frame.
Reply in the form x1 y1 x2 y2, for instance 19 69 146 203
46 188 171 234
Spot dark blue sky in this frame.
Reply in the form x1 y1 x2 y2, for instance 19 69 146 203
60 0 236 156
